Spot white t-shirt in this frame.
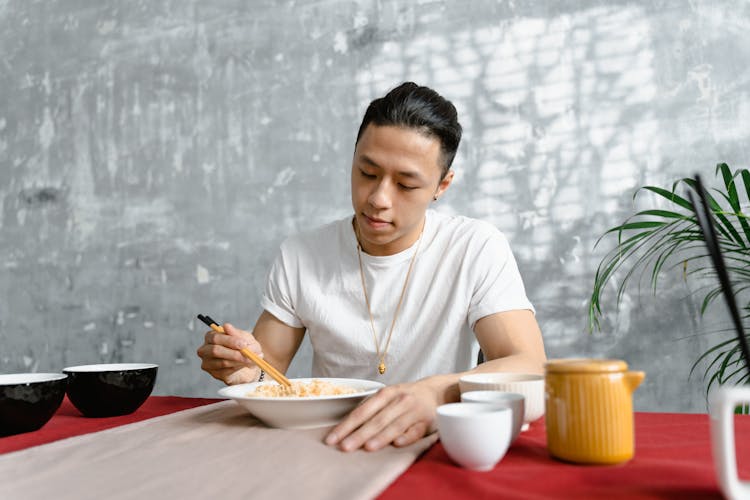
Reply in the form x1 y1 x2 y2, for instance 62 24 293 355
260 209 534 385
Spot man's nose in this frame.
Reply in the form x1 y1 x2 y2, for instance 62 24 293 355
368 180 392 209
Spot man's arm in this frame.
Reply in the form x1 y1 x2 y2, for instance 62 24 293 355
251 310 306 375
474 309 546 372
324 309 546 451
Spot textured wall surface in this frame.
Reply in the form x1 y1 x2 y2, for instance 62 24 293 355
2 0 749 411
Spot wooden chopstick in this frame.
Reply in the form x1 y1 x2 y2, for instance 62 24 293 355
197 314 292 387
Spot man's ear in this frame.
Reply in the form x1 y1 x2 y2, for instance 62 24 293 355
434 170 454 200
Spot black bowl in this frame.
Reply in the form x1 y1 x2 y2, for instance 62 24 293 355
0 373 68 436
63 363 158 418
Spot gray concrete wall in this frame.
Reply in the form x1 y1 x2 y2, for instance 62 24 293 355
2 0 749 412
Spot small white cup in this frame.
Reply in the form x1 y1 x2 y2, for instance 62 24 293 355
460 391 525 443
709 385 750 500
436 402 513 471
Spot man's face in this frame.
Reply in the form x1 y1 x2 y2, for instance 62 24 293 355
351 124 454 256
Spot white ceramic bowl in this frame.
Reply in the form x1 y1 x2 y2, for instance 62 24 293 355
218 377 384 429
437 402 513 471
460 391 525 442
458 373 544 425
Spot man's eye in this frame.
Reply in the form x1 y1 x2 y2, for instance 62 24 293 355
398 184 418 191
360 170 376 179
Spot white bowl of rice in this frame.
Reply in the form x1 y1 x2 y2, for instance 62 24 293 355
218 377 385 429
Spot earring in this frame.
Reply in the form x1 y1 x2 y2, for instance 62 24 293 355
433 195 438 201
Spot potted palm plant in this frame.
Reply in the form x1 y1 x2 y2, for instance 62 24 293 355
589 163 750 395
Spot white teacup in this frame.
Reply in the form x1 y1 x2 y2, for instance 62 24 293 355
709 385 750 500
436 402 513 471
460 391 525 443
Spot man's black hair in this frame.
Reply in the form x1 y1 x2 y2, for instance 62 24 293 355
356 82 462 178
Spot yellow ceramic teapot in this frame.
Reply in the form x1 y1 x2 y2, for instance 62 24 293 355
545 358 645 464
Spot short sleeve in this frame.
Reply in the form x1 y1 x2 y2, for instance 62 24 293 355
260 242 305 329
467 227 535 329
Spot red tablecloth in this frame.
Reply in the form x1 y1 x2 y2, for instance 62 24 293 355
2 397 748 499
381 412 750 500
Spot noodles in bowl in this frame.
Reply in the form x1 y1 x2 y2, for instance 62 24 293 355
248 379 359 398
219 377 384 429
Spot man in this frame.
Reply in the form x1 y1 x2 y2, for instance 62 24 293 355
197 82 546 451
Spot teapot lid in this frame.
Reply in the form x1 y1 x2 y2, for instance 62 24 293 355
544 358 629 373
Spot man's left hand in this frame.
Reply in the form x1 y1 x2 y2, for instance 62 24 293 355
324 380 442 451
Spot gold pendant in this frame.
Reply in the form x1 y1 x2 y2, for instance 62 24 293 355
378 362 386 375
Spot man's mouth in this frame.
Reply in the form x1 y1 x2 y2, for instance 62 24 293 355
362 213 391 227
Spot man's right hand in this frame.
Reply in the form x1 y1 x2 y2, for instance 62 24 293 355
196 322 263 385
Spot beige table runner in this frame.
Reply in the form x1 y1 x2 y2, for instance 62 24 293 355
0 401 436 500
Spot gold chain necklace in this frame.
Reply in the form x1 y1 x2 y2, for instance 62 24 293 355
355 219 425 375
